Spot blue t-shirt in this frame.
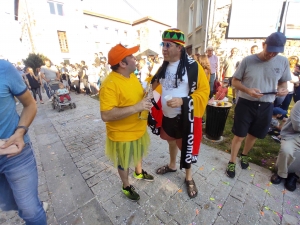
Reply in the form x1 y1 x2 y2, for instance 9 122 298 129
0 60 30 143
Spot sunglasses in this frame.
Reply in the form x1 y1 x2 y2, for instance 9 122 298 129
160 42 175 48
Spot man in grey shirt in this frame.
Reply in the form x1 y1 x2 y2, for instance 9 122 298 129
40 59 60 101
226 32 291 178
270 101 300 191
221 47 238 103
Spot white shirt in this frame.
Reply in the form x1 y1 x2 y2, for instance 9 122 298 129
288 72 299 93
159 60 189 118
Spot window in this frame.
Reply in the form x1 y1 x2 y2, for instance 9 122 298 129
56 3 63 16
195 47 201 54
57 31 69 53
188 2 194 33
48 1 64 16
48 2 55 14
196 0 203 27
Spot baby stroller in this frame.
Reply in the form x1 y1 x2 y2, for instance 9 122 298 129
48 81 76 112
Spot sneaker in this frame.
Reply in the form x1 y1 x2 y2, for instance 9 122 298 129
226 162 236 178
122 185 140 201
133 169 154 181
240 155 250 169
42 201 49 212
48 99 52 102
40 101 44 104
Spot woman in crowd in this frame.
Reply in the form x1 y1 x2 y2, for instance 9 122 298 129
69 64 80 95
198 54 211 82
273 56 299 119
26 67 43 104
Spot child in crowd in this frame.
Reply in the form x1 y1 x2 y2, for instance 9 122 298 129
215 79 229 100
56 82 71 102
269 107 288 143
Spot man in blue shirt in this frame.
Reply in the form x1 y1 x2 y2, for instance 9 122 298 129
0 60 47 224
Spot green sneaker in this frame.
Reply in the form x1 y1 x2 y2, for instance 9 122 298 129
122 185 140 201
226 162 236 178
133 169 154 181
240 155 250 169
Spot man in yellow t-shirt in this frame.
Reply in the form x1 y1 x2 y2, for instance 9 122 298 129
99 44 154 201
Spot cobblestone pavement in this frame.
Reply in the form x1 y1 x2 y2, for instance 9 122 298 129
1 91 300 225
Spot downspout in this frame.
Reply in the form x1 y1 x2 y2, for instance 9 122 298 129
204 0 211 52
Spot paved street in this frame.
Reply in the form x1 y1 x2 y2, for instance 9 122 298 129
0 91 300 225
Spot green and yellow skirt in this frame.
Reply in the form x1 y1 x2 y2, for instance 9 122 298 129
105 131 150 170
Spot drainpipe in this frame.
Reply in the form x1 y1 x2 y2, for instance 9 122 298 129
204 0 211 53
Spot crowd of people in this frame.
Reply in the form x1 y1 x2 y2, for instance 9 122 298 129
1 27 300 225
13 54 111 105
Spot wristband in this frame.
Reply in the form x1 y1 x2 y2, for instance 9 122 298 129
15 126 29 134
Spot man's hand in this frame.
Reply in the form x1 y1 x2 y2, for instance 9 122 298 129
246 88 263 99
277 88 289 97
166 97 183 108
135 97 153 112
0 131 25 157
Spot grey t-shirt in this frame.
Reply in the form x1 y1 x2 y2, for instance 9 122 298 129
223 56 238 78
233 54 291 102
40 66 58 81
281 100 300 140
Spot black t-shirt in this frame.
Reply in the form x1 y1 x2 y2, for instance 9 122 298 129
26 73 40 89
78 66 87 79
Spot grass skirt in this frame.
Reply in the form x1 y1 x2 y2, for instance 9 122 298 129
105 131 150 170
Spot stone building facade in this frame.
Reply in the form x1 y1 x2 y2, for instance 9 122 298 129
177 0 300 69
16 0 170 64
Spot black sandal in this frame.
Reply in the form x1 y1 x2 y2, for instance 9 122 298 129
185 179 198 198
156 164 177 174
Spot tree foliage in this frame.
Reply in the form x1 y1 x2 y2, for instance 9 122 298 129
22 53 48 73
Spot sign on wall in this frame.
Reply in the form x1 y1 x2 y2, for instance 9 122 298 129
281 0 300 39
227 0 283 38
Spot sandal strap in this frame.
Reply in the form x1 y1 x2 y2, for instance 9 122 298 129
186 179 196 186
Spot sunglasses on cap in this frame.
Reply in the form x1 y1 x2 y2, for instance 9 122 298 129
160 42 176 48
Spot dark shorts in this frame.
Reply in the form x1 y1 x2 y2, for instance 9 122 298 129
232 98 273 139
161 115 183 139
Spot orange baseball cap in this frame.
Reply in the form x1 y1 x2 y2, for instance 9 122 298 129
108 44 139 66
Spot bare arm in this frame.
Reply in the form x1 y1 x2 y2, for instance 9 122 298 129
101 98 152 122
41 72 49 82
56 71 60 81
277 81 288 97
0 90 37 156
81 69 85 80
216 56 220 80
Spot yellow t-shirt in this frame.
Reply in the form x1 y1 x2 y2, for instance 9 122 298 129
99 71 147 141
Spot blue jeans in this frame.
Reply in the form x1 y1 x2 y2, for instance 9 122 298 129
0 143 46 225
43 83 51 99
